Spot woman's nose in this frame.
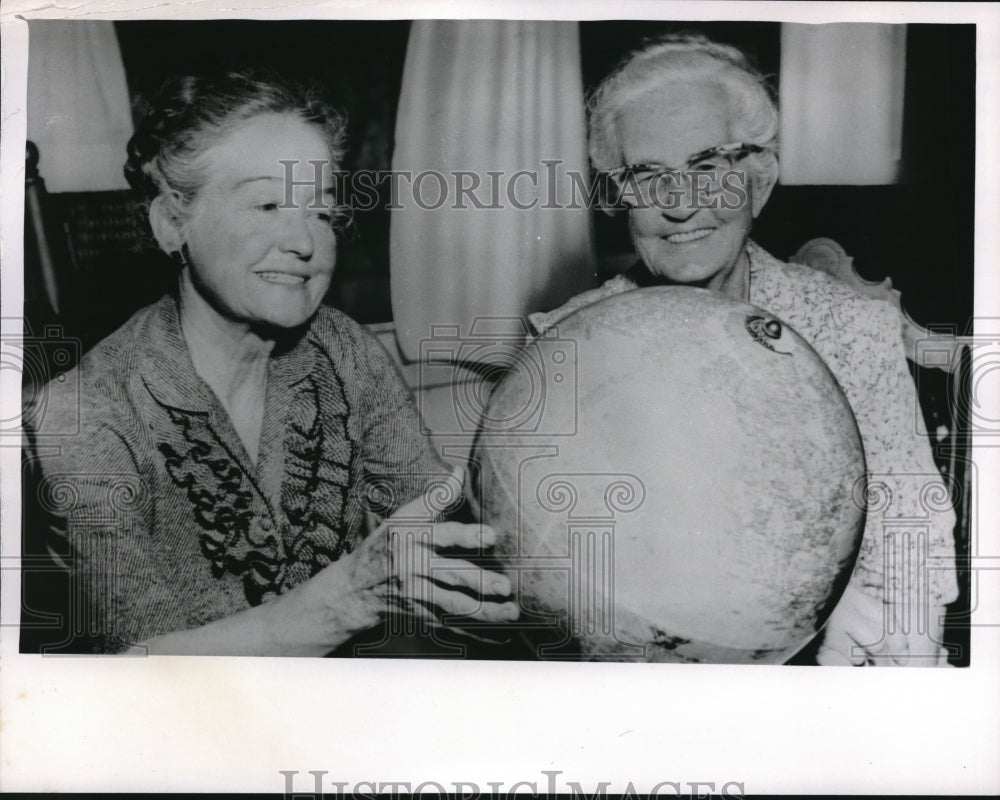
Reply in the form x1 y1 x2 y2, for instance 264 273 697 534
646 181 701 222
659 202 699 223
279 211 315 258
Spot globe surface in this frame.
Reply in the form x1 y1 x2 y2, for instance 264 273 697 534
472 287 866 663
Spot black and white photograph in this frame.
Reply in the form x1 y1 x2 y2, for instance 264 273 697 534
1 1 998 795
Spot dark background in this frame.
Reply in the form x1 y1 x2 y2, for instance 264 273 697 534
579 22 975 333
26 20 974 349
21 20 977 663
119 21 975 332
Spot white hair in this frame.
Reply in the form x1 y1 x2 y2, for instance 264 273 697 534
588 33 779 174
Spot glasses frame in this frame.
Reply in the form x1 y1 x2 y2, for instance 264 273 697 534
604 142 766 210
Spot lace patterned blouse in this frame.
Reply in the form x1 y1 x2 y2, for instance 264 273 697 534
26 295 448 653
529 240 959 611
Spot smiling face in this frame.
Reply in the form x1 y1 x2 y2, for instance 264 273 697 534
618 82 776 294
160 113 338 332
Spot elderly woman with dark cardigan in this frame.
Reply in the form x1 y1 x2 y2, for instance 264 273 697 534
530 35 958 666
25 71 517 655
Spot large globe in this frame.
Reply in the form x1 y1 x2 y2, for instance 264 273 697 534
471 287 866 663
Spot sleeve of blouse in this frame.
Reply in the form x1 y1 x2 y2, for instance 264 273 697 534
24 399 155 654
841 298 959 610
347 322 451 517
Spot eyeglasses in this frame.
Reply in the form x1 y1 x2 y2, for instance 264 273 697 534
604 142 765 210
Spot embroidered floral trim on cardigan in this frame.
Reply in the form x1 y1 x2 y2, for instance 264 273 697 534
157 339 357 605
279 342 354 591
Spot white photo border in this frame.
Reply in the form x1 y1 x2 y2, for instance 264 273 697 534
1 1 998 795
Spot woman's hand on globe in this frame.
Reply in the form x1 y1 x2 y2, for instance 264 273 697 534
816 584 949 666
816 584 910 666
816 586 910 667
276 466 520 653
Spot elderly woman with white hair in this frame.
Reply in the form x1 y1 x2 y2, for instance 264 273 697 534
530 34 958 666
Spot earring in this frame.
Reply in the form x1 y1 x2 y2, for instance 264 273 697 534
170 245 191 268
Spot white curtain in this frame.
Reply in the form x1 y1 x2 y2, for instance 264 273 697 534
390 20 597 363
27 20 133 192
779 23 907 185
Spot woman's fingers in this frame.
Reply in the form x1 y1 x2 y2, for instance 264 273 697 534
380 525 500 581
425 556 512 597
391 549 514 610
816 642 863 666
353 478 517 630
816 624 866 666
842 591 910 666
406 577 520 622
431 521 496 550
856 624 910 666
818 586 913 666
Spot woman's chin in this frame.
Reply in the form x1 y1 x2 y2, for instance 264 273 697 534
233 297 325 333
647 261 725 287
254 307 321 332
